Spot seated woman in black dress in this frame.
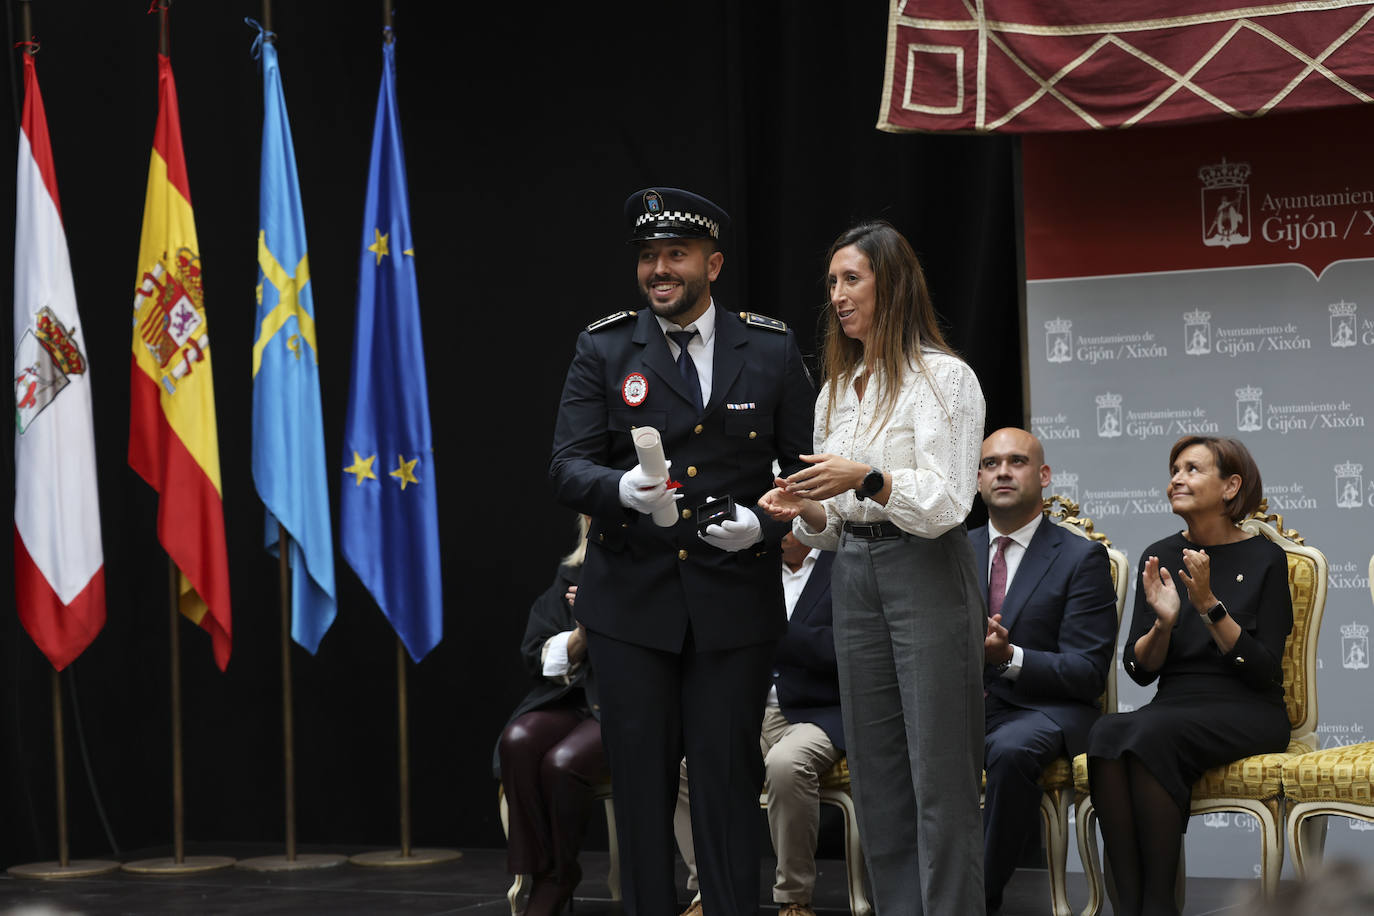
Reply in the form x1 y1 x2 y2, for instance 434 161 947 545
1086 435 1293 916
494 514 608 915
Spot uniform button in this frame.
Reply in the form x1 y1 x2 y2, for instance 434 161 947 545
682 508 693 519
630 425 636 430
621 522 628 528
592 704 600 712
687 466 698 477
678 549 689 560
598 534 605 542
693 424 703 434
1234 656 1245 665
749 431 757 439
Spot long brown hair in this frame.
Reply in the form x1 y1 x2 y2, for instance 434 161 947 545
819 220 957 435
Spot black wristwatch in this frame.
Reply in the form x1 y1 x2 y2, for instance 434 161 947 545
854 467 884 501
1202 601 1228 625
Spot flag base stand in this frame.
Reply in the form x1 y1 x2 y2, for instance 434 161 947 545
8 859 121 879
236 853 347 872
349 848 463 867
122 855 236 875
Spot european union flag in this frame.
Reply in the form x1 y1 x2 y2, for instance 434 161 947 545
340 38 442 663
251 32 337 654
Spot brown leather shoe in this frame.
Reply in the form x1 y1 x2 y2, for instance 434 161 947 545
679 901 704 916
778 905 816 916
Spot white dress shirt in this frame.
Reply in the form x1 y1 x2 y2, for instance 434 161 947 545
766 548 821 707
794 350 985 547
987 512 1044 680
656 300 717 406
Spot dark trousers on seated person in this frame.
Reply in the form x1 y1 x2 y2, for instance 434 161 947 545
499 706 608 883
983 695 1066 902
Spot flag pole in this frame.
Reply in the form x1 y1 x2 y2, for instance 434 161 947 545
5 3 118 881
348 4 456 867
122 5 231 875
234 1 342 872
124 562 233 874
350 637 460 867
238 525 344 872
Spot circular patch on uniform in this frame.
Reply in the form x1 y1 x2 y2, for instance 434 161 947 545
622 373 649 406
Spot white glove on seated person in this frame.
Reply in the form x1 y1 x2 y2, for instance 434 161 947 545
698 500 762 552
618 461 681 515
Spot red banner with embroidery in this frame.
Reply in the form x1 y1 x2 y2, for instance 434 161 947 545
879 1 1374 134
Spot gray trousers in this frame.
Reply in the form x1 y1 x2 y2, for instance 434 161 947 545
832 526 986 915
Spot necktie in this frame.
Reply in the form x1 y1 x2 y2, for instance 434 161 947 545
988 535 1011 615
667 330 703 413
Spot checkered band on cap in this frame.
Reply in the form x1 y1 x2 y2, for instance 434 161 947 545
634 209 721 239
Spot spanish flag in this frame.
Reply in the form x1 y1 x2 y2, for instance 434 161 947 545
128 53 232 670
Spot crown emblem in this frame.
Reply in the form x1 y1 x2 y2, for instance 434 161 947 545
1055 472 1079 486
1335 461 1364 477
1341 622 1370 639
1235 385 1263 400
1045 317 1072 333
1183 309 1211 323
1330 301 1357 317
1095 392 1122 408
1198 158 1251 189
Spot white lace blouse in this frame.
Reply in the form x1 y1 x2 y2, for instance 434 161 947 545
793 349 985 547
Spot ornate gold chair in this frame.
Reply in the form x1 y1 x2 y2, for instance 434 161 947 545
759 757 871 916
1032 496 1129 916
1281 562 1374 877
1073 506 1328 914
497 782 619 915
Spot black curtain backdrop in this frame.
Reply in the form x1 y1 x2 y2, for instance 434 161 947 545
0 1 1021 865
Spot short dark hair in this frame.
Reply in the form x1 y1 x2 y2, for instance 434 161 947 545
1168 435 1263 524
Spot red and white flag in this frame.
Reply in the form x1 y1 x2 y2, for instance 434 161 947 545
13 52 106 670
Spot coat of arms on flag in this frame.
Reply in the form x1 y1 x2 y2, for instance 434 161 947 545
14 305 87 433
133 246 209 395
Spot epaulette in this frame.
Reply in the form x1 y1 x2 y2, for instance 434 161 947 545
586 310 637 332
738 311 788 333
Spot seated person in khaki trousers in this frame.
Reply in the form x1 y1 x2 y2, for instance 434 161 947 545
675 532 843 916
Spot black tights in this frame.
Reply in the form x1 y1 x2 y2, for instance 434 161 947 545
1088 753 1184 916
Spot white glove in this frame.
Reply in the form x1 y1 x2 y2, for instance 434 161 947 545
618 461 681 515
698 500 762 552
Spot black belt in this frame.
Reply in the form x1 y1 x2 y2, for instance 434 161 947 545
842 520 902 540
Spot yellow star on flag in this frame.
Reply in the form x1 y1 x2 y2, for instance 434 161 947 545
344 451 378 486
368 227 390 266
390 454 420 490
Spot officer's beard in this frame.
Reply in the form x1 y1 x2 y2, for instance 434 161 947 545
641 273 709 322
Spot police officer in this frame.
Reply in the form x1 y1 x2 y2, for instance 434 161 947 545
549 187 815 915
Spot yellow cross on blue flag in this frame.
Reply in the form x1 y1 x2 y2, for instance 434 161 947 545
250 26 337 653
341 37 442 663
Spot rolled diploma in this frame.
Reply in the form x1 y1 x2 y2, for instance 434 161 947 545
631 427 679 528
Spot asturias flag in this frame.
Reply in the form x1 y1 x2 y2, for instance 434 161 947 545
251 32 336 653
13 52 106 671
128 53 232 671
341 39 442 663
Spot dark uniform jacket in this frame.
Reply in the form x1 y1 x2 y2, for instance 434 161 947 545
969 519 1119 757
549 306 816 653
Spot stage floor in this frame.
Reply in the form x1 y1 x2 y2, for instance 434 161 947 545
0 845 1269 914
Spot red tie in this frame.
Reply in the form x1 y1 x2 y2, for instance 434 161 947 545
989 536 1011 615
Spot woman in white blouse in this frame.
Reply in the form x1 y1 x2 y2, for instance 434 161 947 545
760 220 986 915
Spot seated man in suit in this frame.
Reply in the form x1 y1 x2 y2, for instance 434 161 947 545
971 428 1119 914
675 531 842 916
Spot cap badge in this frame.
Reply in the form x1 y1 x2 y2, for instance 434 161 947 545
643 190 663 215
622 372 649 407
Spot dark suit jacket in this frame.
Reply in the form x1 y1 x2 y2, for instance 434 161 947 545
773 551 844 752
490 562 596 778
549 307 815 652
970 518 1118 757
